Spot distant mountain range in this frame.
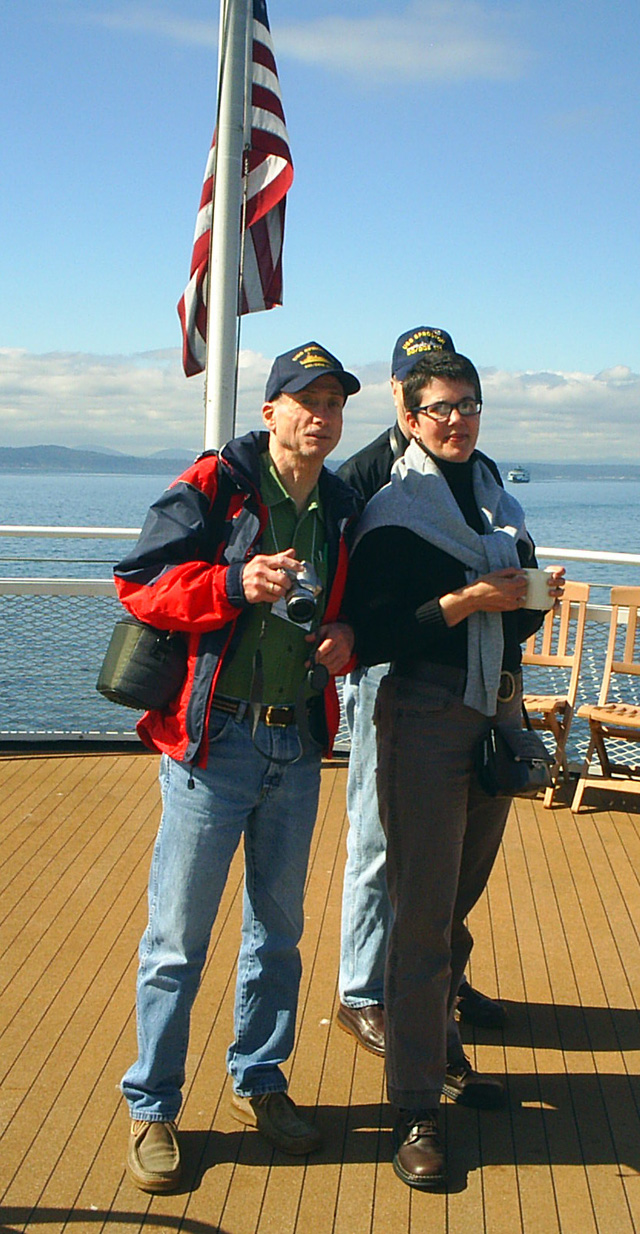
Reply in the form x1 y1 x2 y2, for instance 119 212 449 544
2 444 640 481
0 444 198 473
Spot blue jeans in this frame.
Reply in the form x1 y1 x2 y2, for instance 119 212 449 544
121 710 321 1121
339 664 391 1008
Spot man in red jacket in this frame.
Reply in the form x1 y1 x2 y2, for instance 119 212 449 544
115 342 360 1193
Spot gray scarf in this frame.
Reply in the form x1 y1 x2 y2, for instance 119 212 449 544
353 439 532 715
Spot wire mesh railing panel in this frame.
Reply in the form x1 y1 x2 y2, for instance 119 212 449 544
1 594 138 737
2 589 354 746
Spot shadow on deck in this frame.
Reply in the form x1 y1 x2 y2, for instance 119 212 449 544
1 751 640 1233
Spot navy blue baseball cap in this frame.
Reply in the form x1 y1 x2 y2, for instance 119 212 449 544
265 341 361 402
391 326 455 380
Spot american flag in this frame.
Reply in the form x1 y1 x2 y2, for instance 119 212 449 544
177 0 294 377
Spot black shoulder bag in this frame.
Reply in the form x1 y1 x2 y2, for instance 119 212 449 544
96 616 188 711
96 460 235 711
476 704 553 799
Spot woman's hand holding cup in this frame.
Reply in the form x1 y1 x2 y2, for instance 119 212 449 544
522 566 565 610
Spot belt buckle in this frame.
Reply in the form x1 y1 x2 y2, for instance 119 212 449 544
263 705 289 727
497 670 516 703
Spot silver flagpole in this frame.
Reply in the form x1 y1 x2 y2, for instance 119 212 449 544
203 0 252 451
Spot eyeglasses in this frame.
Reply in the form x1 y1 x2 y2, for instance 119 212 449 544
414 398 482 423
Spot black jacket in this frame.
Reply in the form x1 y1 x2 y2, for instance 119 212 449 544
338 423 502 505
342 450 542 674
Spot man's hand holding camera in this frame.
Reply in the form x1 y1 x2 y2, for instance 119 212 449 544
241 547 301 605
241 547 354 677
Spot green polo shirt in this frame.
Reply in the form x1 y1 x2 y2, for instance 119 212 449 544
215 453 328 705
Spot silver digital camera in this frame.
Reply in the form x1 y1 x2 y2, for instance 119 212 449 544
282 561 323 624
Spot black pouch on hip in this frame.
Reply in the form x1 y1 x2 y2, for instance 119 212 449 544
476 708 553 799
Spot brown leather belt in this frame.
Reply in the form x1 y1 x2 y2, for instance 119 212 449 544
392 661 466 695
211 694 296 728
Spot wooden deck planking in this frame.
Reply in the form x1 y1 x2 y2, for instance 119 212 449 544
508 799 598 1234
505 796 640 1234
1 753 640 1233
1 757 160 1229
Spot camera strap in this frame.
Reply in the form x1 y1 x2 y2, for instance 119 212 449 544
267 506 319 568
247 648 302 765
266 508 321 629
247 646 327 766
246 503 324 762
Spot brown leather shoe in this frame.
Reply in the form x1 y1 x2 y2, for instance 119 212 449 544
393 1110 446 1190
127 1120 181 1193
230 1091 323 1154
443 1055 505 1108
336 1003 385 1056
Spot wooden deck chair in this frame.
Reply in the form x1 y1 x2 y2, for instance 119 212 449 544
571 585 640 812
522 579 590 808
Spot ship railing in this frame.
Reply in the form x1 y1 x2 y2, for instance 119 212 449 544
2 526 640 758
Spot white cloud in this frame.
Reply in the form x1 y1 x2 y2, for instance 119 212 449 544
1 348 639 463
477 367 640 462
86 1 529 83
84 4 216 47
277 2 529 84
549 104 611 132
0 349 206 455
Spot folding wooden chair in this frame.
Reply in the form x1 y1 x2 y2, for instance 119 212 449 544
571 585 640 812
522 579 590 808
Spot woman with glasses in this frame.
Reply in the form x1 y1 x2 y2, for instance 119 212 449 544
344 348 564 1190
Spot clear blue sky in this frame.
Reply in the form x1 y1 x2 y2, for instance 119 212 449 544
1 0 639 461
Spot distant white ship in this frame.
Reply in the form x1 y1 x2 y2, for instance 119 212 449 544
507 465 530 483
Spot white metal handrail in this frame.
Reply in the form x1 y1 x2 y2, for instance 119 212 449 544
2 525 640 567
0 525 141 539
1 528 639 611
537 546 640 567
0 579 117 596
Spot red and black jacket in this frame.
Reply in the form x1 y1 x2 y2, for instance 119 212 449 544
114 430 360 765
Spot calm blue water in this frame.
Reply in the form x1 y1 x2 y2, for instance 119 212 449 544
2 471 640 736
0 472 178 579
1 471 177 529
512 479 640 593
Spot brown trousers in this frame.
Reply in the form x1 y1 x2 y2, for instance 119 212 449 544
375 673 519 1109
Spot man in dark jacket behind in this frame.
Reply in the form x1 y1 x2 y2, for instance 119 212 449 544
115 342 361 1193
336 326 507 1066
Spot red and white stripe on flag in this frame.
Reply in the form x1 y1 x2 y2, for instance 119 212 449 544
177 0 294 377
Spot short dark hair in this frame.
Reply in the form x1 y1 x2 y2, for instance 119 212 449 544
401 351 482 410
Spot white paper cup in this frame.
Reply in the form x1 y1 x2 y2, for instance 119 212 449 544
522 567 555 611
